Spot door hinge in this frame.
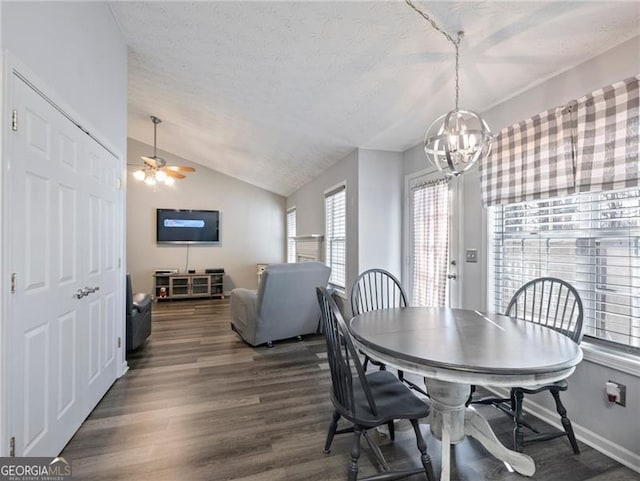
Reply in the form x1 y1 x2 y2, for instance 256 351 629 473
118 337 121 349
11 273 16 294
9 436 15 457
116 177 122 190
118 258 121 269
11 110 18 132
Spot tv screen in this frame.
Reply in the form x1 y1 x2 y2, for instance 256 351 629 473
156 209 220 244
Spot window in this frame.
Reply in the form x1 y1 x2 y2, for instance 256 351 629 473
410 178 450 307
492 187 640 351
325 185 346 288
287 208 296 263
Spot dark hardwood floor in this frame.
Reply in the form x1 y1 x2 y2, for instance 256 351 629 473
62 299 639 481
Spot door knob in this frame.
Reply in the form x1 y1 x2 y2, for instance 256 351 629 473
447 274 457 280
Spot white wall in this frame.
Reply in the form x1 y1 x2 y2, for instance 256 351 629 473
484 36 640 133
287 149 359 291
358 149 402 277
127 139 285 294
287 148 404 298
1 2 127 156
403 35 640 467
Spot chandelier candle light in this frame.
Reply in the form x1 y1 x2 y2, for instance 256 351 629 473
406 0 493 176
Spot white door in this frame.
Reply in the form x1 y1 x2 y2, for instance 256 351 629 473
407 171 460 308
8 73 120 456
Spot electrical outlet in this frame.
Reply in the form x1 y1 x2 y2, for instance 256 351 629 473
608 380 627 406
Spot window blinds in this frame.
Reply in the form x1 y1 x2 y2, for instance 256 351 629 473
492 187 640 350
287 208 296 263
325 186 346 288
411 178 450 307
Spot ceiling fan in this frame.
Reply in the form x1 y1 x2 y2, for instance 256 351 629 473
132 115 195 186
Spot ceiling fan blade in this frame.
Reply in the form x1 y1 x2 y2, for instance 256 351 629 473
164 169 185 179
165 166 195 172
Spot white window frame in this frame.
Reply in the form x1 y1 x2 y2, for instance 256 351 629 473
286 207 296 263
325 183 347 290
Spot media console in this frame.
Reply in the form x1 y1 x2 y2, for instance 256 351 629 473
154 269 225 300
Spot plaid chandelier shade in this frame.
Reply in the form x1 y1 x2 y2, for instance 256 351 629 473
480 75 640 206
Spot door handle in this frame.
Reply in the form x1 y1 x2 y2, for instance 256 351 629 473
75 288 89 299
75 286 100 299
447 274 457 280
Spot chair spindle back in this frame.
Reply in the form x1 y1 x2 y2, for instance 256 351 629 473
317 287 377 418
351 269 407 317
506 277 584 343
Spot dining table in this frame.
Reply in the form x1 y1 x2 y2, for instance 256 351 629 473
349 307 583 481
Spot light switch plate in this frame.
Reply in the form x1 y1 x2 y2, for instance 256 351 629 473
466 249 478 263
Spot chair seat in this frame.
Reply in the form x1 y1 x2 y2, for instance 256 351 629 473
344 371 429 426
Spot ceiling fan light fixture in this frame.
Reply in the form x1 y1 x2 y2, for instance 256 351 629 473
144 176 156 186
134 115 195 188
155 170 167 182
164 176 175 186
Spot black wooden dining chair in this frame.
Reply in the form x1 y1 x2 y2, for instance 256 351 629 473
317 287 435 481
351 269 428 399
470 277 583 454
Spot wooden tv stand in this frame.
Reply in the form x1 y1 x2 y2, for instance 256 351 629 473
154 269 225 300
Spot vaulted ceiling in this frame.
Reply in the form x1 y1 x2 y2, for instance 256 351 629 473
110 1 640 196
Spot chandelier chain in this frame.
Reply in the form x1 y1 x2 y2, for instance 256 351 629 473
405 0 464 110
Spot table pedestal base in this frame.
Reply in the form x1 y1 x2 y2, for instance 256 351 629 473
424 379 535 481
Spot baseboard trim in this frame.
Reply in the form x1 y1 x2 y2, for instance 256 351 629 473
485 386 640 474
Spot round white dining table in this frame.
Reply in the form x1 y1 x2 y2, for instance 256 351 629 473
349 307 583 481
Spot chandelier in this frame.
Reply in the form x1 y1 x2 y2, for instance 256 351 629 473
406 0 493 176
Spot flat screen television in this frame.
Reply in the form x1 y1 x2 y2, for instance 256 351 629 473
156 209 220 244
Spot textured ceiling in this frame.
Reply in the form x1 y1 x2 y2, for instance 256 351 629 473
110 1 640 196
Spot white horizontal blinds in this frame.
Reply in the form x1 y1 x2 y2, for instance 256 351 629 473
286 208 296 263
325 185 346 288
479 104 576 207
576 75 640 193
411 178 450 307
493 187 640 349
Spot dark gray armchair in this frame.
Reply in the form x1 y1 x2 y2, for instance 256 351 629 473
126 274 152 352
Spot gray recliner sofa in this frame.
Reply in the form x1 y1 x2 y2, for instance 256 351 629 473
230 262 331 346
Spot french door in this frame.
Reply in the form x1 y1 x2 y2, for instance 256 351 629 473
7 71 120 456
407 171 460 308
